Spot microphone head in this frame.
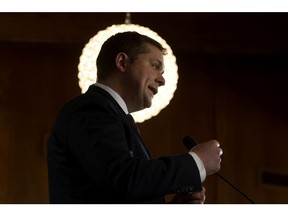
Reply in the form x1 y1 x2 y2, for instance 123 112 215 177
183 135 198 149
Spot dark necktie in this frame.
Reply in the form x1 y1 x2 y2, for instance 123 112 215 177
127 114 140 134
127 114 150 159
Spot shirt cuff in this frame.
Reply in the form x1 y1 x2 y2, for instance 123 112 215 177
188 152 206 182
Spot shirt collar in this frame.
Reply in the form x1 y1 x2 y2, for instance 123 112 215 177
94 83 129 114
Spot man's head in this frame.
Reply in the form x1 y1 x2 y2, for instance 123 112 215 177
96 31 167 112
97 31 166 81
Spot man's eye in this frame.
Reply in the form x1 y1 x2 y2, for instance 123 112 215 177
152 64 160 70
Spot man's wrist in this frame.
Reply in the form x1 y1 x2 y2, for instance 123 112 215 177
188 152 206 182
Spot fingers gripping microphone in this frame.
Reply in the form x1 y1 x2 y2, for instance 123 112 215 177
183 135 255 204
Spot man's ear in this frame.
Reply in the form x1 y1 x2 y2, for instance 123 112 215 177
115 52 129 72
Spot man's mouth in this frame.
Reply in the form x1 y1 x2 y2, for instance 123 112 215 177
148 86 158 96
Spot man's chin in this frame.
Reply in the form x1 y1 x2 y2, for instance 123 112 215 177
144 101 152 109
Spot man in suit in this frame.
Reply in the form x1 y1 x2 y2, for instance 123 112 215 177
47 31 222 203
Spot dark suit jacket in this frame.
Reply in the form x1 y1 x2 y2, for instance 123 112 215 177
47 85 202 203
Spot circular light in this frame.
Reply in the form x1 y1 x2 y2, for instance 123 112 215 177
78 24 178 123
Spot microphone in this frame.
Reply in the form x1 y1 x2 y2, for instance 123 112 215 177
183 135 255 204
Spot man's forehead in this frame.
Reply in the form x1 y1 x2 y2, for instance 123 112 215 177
147 44 164 58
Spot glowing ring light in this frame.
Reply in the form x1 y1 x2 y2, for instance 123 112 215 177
78 24 178 123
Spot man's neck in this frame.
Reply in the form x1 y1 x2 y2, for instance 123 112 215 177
94 82 129 114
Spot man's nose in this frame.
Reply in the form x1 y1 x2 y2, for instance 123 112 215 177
157 74 165 86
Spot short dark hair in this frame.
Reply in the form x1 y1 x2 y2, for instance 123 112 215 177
96 31 167 81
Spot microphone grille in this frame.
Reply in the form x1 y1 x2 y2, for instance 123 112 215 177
182 135 198 149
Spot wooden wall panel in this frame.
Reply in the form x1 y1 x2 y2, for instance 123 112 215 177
1 13 288 204
214 54 288 203
0 43 81 203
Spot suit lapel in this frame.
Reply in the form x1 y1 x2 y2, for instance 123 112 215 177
86 85 151 159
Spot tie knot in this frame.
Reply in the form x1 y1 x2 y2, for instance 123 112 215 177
127 114 136 124
127 114 140 134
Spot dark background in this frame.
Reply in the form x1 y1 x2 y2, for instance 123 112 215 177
1 13 288 203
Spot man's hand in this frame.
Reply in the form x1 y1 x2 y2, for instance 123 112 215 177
190 140 222 175
170 187 206 204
